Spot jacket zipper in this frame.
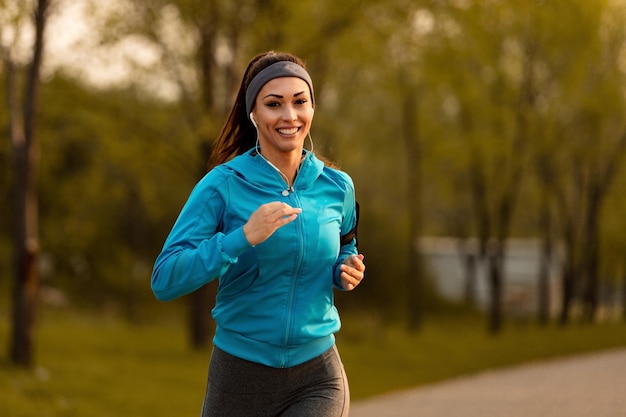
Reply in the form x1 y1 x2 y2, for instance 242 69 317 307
280 191 304 368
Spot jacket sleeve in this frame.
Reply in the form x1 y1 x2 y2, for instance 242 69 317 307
151 173 252 301
333 175 359 291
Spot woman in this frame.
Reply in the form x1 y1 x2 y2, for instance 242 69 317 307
151 51 365 417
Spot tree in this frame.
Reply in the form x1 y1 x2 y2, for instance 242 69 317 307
529 0 626 324
401 77 424 331
418 0 540 333
1 0 50 366
88 0 248 348
10 0 626 335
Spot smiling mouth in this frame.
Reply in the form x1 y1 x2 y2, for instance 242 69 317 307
277 127 300 135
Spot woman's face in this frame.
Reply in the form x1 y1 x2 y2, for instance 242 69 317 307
252 76 314 157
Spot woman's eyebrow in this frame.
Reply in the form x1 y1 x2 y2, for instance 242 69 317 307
263 93 283 99
263 91 306 99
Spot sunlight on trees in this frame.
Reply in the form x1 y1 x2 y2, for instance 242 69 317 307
2 0 626 364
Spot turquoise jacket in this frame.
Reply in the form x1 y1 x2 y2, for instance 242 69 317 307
151 149 358 368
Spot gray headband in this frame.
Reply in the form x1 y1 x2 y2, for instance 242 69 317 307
245 61 315 118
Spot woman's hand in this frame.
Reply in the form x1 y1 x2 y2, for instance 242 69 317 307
243 202 302 246
340 254 365 291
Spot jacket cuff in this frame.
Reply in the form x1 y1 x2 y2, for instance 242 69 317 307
333 264 347 291
221 226 253 259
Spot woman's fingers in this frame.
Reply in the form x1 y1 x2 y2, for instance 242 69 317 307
244 202 302 246
341 254 366 291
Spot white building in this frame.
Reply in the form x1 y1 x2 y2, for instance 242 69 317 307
419 237 562 318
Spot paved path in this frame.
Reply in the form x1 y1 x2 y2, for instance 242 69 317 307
350 348 626 417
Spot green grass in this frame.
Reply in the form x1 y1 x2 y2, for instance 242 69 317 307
339 312 626 399
1 307 625 416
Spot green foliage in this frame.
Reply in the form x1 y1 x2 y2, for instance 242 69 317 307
2 0 626 323
33 75 200 308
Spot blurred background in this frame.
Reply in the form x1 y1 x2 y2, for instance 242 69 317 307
2 0 626 414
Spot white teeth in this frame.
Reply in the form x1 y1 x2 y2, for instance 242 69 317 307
278 127 298 135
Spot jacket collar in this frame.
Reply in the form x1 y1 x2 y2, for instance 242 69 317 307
225 148 324 192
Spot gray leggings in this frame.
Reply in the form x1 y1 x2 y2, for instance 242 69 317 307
201 345 350 417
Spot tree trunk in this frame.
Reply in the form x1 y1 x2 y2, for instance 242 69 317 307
463 250 477 307
537 204 552 325
581 187 601 322
487 242 504 334
10 124 40 366
7 0 49 367
559 261 575 326
537 237 552 325
402 82 422 332
556 191 579 325
188 283 217 349
622 270 626 322
580 132 626 322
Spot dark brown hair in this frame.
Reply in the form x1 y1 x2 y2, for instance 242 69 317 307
208 51 307 169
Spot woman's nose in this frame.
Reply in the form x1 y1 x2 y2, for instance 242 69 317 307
282 105 297 121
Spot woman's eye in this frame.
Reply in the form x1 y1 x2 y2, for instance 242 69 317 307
295 99 308 106
265 101 281 108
